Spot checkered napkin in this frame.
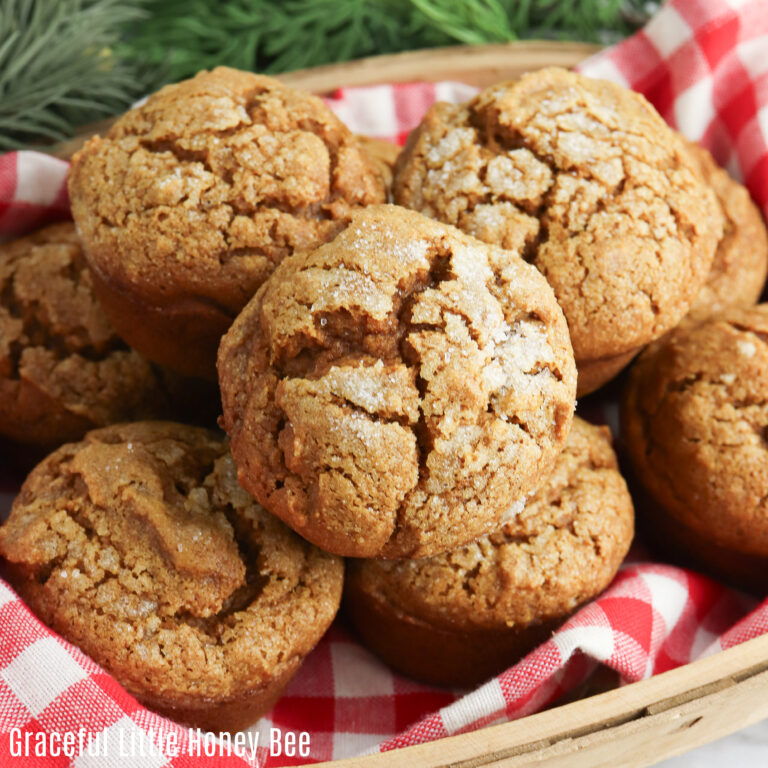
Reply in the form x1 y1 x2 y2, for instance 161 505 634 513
1 0 768 764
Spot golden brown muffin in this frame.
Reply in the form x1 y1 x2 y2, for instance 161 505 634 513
219 204 576 559
0 422 344 731
0 222 167 448
685 142 768 321
393 68 722 396
622 305 768 589
344 417 634 687
68 67 388 378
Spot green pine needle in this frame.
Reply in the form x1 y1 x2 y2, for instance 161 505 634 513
0 0 148 150
124 0 654 92
0 0 656 150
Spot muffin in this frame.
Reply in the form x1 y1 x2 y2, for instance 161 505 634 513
0 222 166 449
0 422 344 731
622 305 768 589
344 417 634 687
68 67 389 378
219 204 576 559
684 142 768 322
393 67 722 395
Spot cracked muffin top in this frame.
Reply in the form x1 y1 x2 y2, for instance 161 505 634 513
0 421 344 710
218 204 577 559
67 67 388 376
69 67 387 312
622 305 768 556
0 222 165 446
393 67 722 368
684 142 768 322
347 417 633 632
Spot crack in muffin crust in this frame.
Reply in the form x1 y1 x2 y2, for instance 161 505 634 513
219 205 576 558
68 67 389 376
1 224 125 374
69 68 387 309
342 416 633 687
393 68 722 386
348 417 633 631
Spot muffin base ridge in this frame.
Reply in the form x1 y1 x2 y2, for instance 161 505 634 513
137 661 301 733
344 574 558 688
577 348 639 397
637 490 768 593
90 267 230 380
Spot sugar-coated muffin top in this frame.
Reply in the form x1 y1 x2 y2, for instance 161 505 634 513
394 67 722 363
219 204 576 559
68 67 388 313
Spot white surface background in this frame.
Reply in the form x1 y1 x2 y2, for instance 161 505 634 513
658 719 768 766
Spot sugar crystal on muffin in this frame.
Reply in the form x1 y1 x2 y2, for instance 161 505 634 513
393 67 723 395
218 204 576 558
68 67 389 377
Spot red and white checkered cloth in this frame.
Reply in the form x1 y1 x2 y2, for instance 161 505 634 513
1 0 768 764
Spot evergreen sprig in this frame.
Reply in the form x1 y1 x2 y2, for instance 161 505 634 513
124 0 654 90
0 0 148 150
0 0 655 149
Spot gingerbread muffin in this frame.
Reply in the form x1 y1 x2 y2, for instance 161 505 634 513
622 305 768 589
393 67 722 396
685 142 767 322
344 417 634 687
0 422 343 731
0 222 166 449
219 204 576 559
68 67 388 378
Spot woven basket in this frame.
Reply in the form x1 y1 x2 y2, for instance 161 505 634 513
58 41 768 768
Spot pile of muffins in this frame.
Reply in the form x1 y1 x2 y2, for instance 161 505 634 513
1 65 766 732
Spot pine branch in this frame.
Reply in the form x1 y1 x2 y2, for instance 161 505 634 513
124 0 654 92
0 0 655 150
0 0 149 150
